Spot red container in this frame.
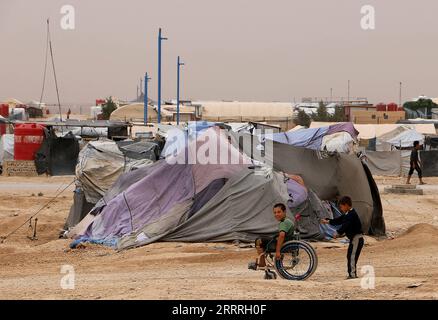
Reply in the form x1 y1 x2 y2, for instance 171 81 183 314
376 103 387 112
0 104 9 117
14 123 46 160
387 103 398 111
0 104 8 135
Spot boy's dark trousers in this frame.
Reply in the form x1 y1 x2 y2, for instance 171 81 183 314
347 234 364 277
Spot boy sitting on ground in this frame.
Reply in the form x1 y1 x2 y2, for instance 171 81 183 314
248 203 294 270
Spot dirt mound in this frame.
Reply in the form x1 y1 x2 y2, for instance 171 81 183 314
377 223 438 251
400 223 438 238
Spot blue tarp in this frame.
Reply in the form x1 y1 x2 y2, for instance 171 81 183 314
161 121 219 158
266 127 330 150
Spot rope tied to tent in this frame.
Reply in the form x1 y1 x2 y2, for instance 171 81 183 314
0 179 75 244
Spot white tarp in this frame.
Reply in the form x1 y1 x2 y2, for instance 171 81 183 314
321 132 356 154
310 122 435 139
376 126 424 151
0 134 14 164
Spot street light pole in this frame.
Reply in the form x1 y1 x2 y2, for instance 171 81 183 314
347 80 350 104
144 72 151 125
399 82 402 108
177 56 185 125
158 28 168 124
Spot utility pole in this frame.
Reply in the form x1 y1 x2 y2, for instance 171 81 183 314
347 80 350 104
399 82 402 108
177 56 185 125
330 88 333 103
144 72 151 125
157 28 168 123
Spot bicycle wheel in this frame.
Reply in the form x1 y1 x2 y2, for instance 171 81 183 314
274 240 318 281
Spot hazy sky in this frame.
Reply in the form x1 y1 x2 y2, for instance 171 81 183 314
1 0 438 105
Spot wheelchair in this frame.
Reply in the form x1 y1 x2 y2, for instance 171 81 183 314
249 228 318 281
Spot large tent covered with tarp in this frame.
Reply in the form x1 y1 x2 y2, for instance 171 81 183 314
230 129 385 236
265 122 359 154
68 126 384 249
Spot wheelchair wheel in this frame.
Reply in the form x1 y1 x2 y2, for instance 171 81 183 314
274 240 318 281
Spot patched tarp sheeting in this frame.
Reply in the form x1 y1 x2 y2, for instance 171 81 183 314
0 134 14 164
64 188 95 230
231 132 385 236
420 150 438 177
76 141 154 204
35 131 80 176
117 170 290 249
363 150 401 176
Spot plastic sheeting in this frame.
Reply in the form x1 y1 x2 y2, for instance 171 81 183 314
363 150 401 176
76 140 154 204
321 132 355 154
376 126 424 151
0 134 14 164
420 150 438 177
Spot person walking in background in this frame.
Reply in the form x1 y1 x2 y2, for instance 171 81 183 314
406 141 426 185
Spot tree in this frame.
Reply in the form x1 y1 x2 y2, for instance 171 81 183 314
403 98 437 118
331 106 345 122
294 110 311 127
312 101 330 122
101 97 118 120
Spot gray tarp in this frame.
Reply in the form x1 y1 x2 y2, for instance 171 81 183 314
76 141 154 203
230 132 385 235
420 150 438 177
119 169 291 249
118 169 330 250
363 150 401 176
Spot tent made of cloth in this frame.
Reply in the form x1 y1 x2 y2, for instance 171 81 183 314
310 122 435 139
75 140 154 204
376 125 424 151
230 131 385 236
264 122 358 152
117 169 330 250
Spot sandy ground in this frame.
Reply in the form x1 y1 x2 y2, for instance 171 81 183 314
0 175 437 300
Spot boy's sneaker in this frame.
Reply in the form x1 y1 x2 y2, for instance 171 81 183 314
346 274 358 280
248 262 258 270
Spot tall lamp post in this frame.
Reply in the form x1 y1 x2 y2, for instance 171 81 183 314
177 56 185 125
157 28 168 124
399 81 402 108
144 72 151 125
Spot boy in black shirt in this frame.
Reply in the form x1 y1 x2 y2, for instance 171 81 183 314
406 141 425 185
321 196 364 279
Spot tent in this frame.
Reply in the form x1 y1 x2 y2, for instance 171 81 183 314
69 126 384 249
75 140 154 204
310 122 435 139
375 125 424 151
264 122 359 153
35 128 80 176
231 131 384 236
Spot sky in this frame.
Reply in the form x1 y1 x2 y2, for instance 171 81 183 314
1 0 438 106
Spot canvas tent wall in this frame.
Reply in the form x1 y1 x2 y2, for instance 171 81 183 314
230 131 385 236
75 140 154 204
69 126 381 250
35 128 80 176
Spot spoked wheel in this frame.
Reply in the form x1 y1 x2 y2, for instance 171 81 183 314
274 240 318 281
